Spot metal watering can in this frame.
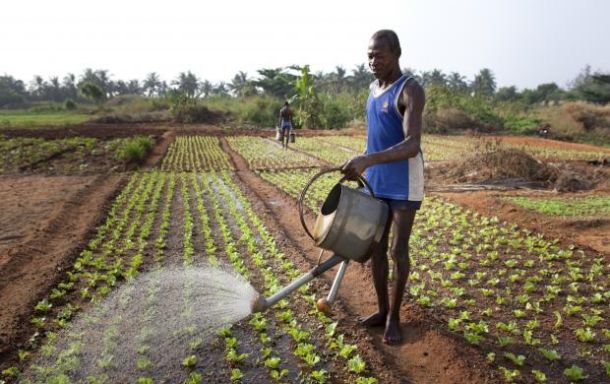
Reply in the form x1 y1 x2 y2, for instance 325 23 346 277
251 168 389 313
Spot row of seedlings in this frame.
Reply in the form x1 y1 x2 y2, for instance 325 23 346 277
160 136 233 172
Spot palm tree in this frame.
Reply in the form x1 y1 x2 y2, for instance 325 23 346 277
448 72 468 92
471 68 496 97
351 64 374 90
173 71 200 98
62 73 77 100
229 71 257 97
143 72 161 96
200 80 213 98
421 69 447 88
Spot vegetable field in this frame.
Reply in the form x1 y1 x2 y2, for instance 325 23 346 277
2 131 609 384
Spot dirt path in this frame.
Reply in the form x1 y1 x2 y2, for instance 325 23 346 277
0 174 125 363
220 137 500 384
145 130 175 168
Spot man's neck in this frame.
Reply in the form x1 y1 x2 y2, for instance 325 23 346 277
378 67 403 89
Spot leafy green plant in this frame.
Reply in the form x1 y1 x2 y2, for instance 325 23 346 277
347 354 366 374
503 352 526 367
563 365 587 381
182 355 197 369
538 348 560 361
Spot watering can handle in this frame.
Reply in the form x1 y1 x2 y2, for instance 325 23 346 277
298 167 375 241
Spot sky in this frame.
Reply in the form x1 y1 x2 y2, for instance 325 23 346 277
2 0 609 90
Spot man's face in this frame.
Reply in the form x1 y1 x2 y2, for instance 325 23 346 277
367 38 398 80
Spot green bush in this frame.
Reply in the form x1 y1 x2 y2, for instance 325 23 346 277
115 136 154 164
502 115 541 133
64 99 77 110
203 95 282 127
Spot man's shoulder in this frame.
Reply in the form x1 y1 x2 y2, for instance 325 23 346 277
404 76 423 92
402 77 425 101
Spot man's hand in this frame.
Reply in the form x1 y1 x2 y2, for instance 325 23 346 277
341 155 371 180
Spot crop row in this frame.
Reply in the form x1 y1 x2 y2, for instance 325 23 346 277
160 136 233 171
315 134 610 162
504 195 610 217
257 168 610 383
289 137 356 165
12 171 171 383
227 136 321 169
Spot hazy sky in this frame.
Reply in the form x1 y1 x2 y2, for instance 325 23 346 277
2 0 609 89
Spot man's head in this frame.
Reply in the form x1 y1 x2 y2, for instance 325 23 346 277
284 101 289 106
368 30 401 80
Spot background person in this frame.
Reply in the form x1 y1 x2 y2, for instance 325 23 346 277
278 101 294 149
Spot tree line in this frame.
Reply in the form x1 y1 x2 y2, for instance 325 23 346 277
1 65 608 109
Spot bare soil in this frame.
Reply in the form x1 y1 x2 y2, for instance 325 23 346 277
0 174 125 363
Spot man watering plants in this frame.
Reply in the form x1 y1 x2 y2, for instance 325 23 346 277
341 29 425 345
278 101 294 149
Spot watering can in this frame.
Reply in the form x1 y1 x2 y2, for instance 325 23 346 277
251 168 389 313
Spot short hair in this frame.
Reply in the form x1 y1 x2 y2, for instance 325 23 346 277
371 30 401 57
284 101 289 106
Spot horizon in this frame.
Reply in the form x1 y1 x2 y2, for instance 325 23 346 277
2 0 609 90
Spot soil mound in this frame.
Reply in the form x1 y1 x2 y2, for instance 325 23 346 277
450 147 558 184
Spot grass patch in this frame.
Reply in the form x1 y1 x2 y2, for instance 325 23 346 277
0 110 90 128
115 136 155 164
505 195 610 216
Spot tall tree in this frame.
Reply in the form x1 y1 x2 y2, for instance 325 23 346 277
143 72 161 96
254 68 295 98
351 64 374 90
173 71 200 97
420 69 447 88
200 80 213 98
447 72 469 92
62 73 77 100
229 71 257 97
0 75 27 106
471 68 496 97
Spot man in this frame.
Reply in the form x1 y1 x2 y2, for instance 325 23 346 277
278 101 294 149
341 29 425 345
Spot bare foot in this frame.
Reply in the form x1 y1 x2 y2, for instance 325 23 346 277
357 311 387 327
383 317 402 345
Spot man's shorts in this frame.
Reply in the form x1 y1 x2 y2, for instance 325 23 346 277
281 122 292 131
380 197 422 211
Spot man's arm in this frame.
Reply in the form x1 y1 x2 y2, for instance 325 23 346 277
342 81 425 178
278 109 283 127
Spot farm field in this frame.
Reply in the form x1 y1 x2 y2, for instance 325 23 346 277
1 127 609 384
309 134 610 162
0 136 155 174
0 111 90 129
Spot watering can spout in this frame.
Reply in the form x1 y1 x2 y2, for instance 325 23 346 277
249 254 344 313
250 294 268 313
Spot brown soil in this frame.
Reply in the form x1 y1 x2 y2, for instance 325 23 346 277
0 174 125 364
438 190 610 256
145 130 175 168
220 137 501 384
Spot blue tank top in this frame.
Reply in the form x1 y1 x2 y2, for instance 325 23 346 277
365 75 425 201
